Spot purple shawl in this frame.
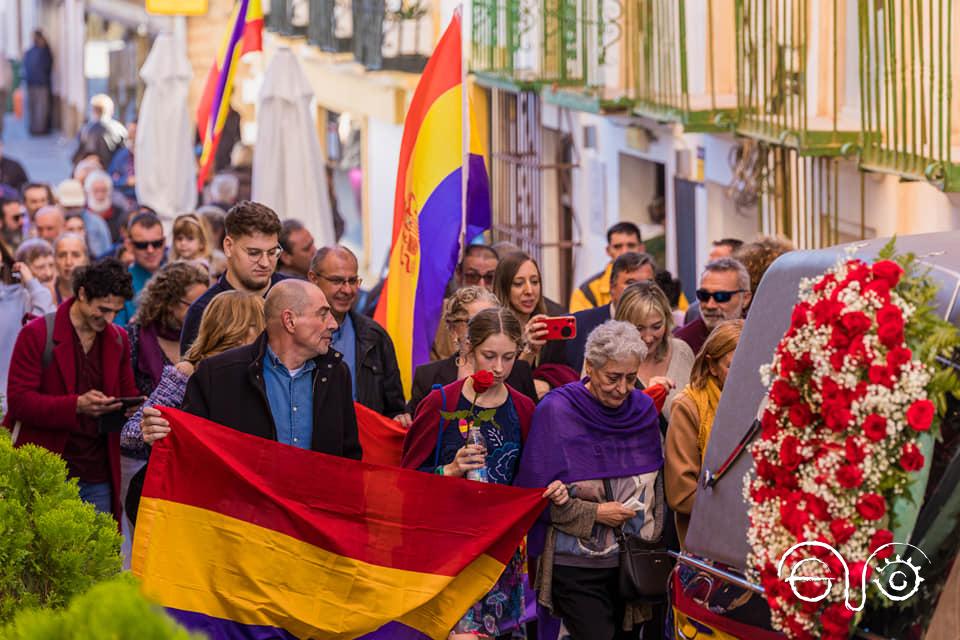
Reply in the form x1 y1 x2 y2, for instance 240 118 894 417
514 380 663 555
137 323 178 390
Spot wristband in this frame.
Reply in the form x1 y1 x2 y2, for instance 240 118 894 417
434 465 444 475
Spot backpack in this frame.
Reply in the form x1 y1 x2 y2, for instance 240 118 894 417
10 313 56 444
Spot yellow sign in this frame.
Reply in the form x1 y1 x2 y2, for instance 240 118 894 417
146 0 208 16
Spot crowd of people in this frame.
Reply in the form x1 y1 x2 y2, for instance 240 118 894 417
0 89 797 640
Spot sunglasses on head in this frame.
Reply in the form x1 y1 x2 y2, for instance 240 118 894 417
132 239 165 250
696 288 746 303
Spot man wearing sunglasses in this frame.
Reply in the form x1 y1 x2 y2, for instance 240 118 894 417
114 211 166 325
454 244 499 292
675 257 751 354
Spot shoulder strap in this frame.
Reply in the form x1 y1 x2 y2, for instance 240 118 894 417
41 312 56 369
579 280 598 308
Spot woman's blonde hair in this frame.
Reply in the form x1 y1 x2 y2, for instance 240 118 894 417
615 281 674 362
689 319 743 389
171 213 212 261
183 291 265 365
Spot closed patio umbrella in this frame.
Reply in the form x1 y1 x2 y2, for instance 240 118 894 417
252 47 335 247
135 33 197 220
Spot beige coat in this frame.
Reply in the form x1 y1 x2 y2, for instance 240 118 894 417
664 391 702 548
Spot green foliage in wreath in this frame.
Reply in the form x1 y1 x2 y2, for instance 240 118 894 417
0 429 122 622
1 574 201 639
440 408 501 431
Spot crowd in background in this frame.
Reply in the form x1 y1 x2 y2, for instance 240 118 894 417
0 89 798 640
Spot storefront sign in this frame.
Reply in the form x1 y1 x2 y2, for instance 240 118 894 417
146 0 208 16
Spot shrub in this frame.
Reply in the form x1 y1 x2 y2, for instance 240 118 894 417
1 574 201 639
0 429 122 622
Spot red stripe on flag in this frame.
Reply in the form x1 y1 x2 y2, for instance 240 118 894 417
241 17 264 54
355 401 406 467
143 408 545 575
196 63 220 140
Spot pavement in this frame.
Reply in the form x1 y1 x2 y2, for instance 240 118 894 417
1 113 75 186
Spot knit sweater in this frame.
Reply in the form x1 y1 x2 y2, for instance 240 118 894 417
121 364 189 457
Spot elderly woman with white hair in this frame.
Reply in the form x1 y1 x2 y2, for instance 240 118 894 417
516 320 668 640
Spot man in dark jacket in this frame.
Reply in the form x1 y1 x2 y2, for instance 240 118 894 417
308 245 409 426
143 279 361 459
23 30 53 135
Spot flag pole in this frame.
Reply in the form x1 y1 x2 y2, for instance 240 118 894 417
459 4 469 263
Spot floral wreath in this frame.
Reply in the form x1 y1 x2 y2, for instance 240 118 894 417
744 241 960 640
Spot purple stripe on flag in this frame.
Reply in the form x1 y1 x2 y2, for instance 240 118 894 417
411 167 463 369
166 608 298 640
209 0 250 139
466 153 491 244
357 621 432 639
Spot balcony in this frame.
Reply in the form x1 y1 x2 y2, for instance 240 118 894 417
471 0 628 108
631 0 738 131
859 0 960 191
735 0 860 155
307 0 354 53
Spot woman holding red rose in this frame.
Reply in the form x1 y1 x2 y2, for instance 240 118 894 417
401 307 567 639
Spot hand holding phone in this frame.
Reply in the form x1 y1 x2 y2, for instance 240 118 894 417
542 316 577 341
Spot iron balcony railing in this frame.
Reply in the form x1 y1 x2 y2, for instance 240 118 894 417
308 0 354 53
735 0 859 155
632 0 738 131
471 0 622 92
858 0 960 191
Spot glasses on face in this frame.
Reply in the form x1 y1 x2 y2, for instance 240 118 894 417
463 271 495 286
696 288 746 304
132 239 165 250
243 246 284 262
317 274 363 289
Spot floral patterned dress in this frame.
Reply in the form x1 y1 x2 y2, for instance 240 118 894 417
429 394 526 638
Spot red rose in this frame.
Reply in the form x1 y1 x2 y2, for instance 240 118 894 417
837 463 864 488
877 303 903 327
830 518 856 544
761 410 780 439
813 299 845 327
900 442 925 472
790 302 811 328
862 414 888 441
887 345 913 368
829 350 848 371
779 435 804 471
821 603 855 636
824 408 853 432
840 311 872 336
864 278 892 302
845 436 866 463
471 370 495 395
788 402 813 428
870 529 895 559
849 560 874 584
770 380 800 407
878 321 904 349
813 274 836 293
857 493 887 520
829 328 852 350
907 399 935 432
781 502 810 537
868 364 894 386
872 259 904 288
806 494 831 520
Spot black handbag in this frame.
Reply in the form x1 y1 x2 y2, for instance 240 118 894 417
603 476 675 600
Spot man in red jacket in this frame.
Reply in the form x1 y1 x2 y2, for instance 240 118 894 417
5 258 141 522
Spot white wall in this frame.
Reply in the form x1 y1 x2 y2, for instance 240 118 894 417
364 116 403 282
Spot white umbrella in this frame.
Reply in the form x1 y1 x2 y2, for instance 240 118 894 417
135 33 197 221
252 47 335 247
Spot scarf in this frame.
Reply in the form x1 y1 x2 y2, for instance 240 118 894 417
682 378 722 454
137 323 178 389
514 380 663 555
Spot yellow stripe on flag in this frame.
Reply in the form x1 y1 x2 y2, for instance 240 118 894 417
134 498 506 639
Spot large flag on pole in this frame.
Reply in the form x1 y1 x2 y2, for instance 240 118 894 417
374 13 492 397
132 408 544 639
195 0 263 190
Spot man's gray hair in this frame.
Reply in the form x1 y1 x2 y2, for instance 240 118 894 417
53 232 88 253
702 257 750 292
584 320 648 369
209 173 240 204
83 170 112 192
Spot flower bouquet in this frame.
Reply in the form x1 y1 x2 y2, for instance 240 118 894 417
744 241 960 640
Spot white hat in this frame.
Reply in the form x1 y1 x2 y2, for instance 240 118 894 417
56 179 85 208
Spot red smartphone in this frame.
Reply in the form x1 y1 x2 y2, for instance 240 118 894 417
543 316 577 341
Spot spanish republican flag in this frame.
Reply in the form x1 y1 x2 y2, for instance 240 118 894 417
374 13 492 397
132 408 543 639
195 0 263 189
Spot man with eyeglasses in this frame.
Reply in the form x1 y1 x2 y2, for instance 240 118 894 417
180 201 289 355
308 245 410 426
675 257 751 355
113 211 167 326
454 244 499 291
